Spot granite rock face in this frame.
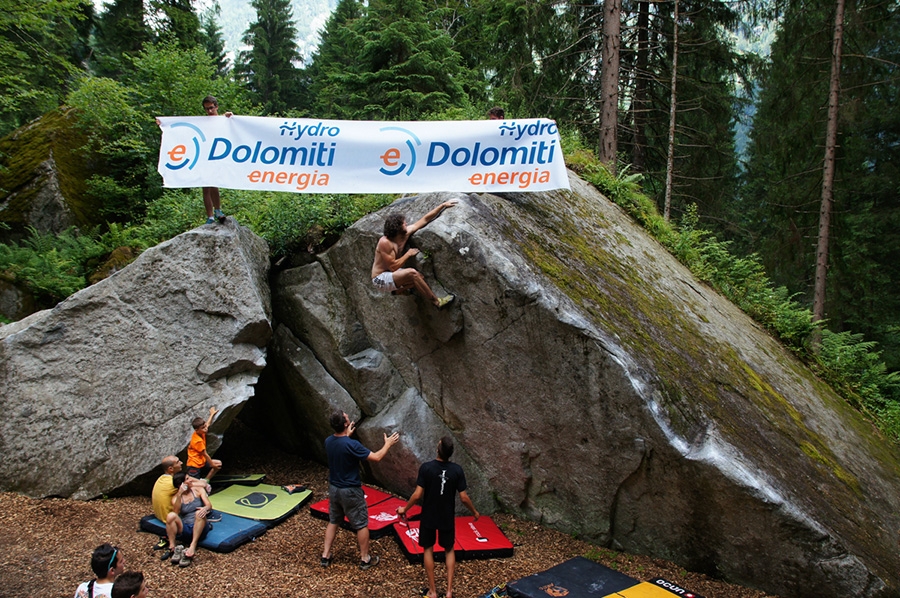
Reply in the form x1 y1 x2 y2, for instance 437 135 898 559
265 179 900 598
0 221 272 499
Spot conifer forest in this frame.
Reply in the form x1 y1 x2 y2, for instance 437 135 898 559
1 0 898 429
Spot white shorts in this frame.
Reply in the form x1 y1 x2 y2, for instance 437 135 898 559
372 271 397 293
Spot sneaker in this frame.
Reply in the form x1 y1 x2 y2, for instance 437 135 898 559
320 555 333 568
359 554 380 570
214 208 226 223
205 217 215 224
170 545 184 565
436 294 455 309
153 537 169 550
160 549 174 561
178 552 193 568
206 510 222 523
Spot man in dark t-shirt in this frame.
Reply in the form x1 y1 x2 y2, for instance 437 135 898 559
397 436 480 598
321 409 400 570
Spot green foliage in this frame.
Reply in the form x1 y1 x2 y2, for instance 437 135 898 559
64 43 252 222
815 331 900 441
127 42 252 118
236 0 305 114
228 190 394 255
93 0 152 76
0 227 105 303
306 0 467 120
741 0 900 370
0 0 90 136
66 76 154 219
136 189 202 243
566 138 900 442
0 187 394 305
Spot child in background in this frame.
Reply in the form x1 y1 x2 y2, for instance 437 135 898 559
186 407 222 483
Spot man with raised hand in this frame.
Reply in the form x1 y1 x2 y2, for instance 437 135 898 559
371 200 458 308
321 409 400 570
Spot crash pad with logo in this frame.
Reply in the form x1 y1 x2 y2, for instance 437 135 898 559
506 557 704 598
309 484 393 521
309 486 420 538
393 516 514 563
209 483 312 526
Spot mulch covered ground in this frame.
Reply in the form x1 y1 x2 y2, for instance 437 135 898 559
0 423 781 598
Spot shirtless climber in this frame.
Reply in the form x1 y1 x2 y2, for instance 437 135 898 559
371 200 457 309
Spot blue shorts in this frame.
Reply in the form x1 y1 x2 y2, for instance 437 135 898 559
328 485 368 530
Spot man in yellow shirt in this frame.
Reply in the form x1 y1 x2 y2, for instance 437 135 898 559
152 455 184 560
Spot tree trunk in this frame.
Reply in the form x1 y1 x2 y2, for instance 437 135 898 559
812 0 845 324
663 0 679 221
631 0 650 173
598 0 622 174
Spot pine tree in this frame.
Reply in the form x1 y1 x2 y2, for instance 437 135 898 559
200 3 229 76
742 0 900 367
305 0 364 118
307 0 466 120
468 0 597 121
150 0 202 47
93 0 151 75
236 0 303 115
619 0 745 228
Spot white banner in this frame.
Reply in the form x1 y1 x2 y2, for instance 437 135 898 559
157 116 570 194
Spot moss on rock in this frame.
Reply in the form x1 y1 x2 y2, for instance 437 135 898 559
0 108 100 241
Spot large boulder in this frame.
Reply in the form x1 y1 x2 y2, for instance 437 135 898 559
0 221 272 499
266 177 900 598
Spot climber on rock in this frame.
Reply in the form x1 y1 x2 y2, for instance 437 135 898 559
371 200 457 309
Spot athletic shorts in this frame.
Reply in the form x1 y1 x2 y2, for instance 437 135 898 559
372 271 397 293
187 464 211 479
418 526 455 551
328 485 368 530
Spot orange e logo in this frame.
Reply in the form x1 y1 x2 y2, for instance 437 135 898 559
167 144 187 162
380 147 401 167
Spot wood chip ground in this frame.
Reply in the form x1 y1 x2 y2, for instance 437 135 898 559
1 423 782 598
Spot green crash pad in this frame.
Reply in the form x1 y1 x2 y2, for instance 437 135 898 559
210 483 312 526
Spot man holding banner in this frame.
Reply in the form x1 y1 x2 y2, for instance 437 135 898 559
200 96 232 224
371 200 458 309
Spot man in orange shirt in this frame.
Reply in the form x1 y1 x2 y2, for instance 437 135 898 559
186 407 222 482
